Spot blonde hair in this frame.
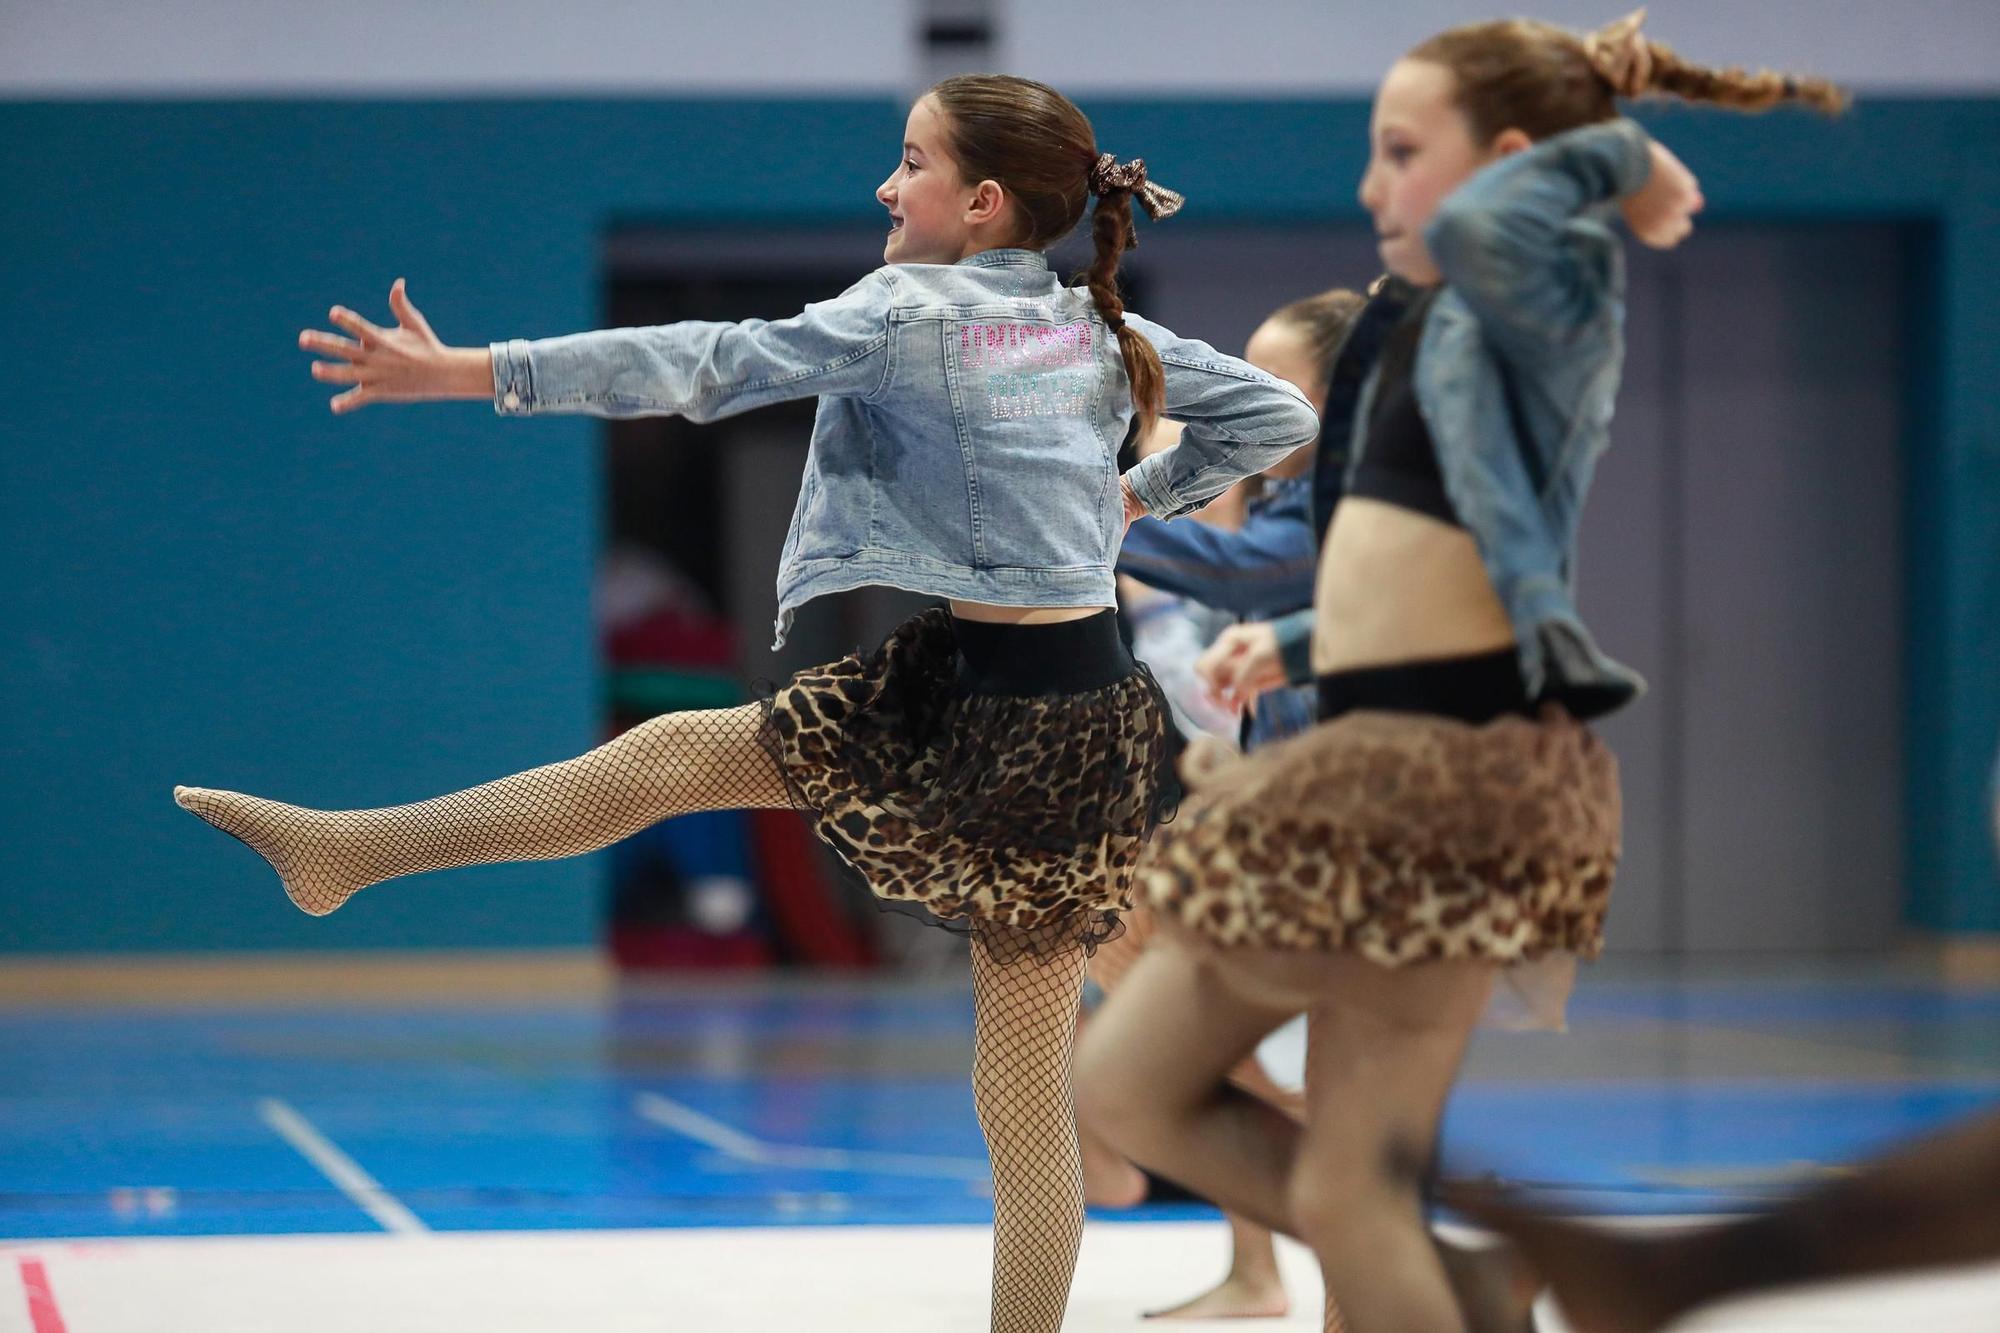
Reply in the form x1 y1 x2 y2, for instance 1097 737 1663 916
1267 288 1367 387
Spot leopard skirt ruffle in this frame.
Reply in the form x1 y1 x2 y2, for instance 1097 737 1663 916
758 609 1173 961
1138 705 1620 970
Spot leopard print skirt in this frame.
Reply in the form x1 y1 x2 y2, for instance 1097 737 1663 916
1138 705 1620 978
757 608 1173 960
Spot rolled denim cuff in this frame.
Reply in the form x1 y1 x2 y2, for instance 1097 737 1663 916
1121 454 1184 519
490 340 536 415
1595 118 1657 199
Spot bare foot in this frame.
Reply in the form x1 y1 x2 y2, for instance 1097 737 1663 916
1445 1185 1687 1333
1143 1273 1289 1321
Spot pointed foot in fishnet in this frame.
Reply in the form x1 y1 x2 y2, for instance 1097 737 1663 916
173 785 361 917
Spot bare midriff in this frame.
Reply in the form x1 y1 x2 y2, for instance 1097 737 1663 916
948 600 1105 625
1311 496 1514 675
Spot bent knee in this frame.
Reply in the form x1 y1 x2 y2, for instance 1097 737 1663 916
1072 1032 1156 1146
1288 1135 1428 1243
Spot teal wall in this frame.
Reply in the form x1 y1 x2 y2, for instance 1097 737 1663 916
2 96 1993 952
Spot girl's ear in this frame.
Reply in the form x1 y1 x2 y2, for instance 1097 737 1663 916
1487 127 1534 160
965 178 1008 227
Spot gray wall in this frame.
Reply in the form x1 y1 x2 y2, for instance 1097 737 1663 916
1595 228 1909 952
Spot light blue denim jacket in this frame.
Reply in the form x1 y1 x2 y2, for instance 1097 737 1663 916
488 248 1318 647
1274 119 1654 717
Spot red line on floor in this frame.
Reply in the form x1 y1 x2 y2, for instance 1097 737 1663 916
18 1258 69 1333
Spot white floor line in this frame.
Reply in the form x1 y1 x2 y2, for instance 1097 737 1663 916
256 1098 429 1235
633 1092 991 1181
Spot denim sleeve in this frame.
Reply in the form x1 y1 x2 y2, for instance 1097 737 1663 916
490 268 895 421
1272 607 1315 687
1116 505 1316 616
1423 119 1654 348
1115 314 1320 519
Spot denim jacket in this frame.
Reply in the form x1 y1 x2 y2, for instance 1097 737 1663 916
1278 119 1653 717
488 248 1318 647
1119 473 1316 617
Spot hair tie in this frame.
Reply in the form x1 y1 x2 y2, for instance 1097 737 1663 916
1582 7 1655 98
1088 153 1185 248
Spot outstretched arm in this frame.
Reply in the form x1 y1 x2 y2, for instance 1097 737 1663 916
301 270 895 420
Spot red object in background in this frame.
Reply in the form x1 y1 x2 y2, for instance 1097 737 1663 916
607 923 773 970
751 809 876 968
604 606 737 670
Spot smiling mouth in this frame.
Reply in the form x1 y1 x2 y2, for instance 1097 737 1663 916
888 215 904 232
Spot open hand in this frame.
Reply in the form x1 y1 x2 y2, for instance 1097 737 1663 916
298 279 490 414
1622 140 1703 250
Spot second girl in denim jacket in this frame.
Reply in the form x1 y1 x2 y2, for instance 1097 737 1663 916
1078 13 1846 1332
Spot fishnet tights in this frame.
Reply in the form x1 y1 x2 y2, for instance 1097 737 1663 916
173 704 791 915
180 707 1104 1329
971 920 1090 1333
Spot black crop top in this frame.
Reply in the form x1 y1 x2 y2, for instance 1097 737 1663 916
1346 289 1461 528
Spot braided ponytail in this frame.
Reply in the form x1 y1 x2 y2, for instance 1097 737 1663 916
1641 40 1849 115
1083 190 1163 441
1080 157 1186 442
1410 11 1847 145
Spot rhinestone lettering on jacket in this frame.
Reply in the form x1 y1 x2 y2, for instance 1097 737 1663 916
958 320 1095 419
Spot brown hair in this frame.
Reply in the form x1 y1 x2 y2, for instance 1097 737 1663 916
1267 287 1367 390
1408 14 1848 145
926 74 1174 439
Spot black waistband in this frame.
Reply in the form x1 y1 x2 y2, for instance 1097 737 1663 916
1345 463 1463 528
952 609 1135 697
1316 647 1528 725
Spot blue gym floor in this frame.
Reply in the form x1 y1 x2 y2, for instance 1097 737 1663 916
4 970 1998 1242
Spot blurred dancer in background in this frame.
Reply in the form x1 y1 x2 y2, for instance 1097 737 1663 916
1080 13 1845 1331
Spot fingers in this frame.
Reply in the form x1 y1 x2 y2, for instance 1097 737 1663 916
1639 213 1696 250
1201 651 1251 715
1195 626 1251 670
329 385 372 415
310 360 362 384
1193 641 1241 691
387 277 434 337
326 304 384 343
298 329 362 360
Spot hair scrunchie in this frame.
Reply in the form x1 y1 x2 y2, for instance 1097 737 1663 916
1582 7 1655 98
1088 153 1185 248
